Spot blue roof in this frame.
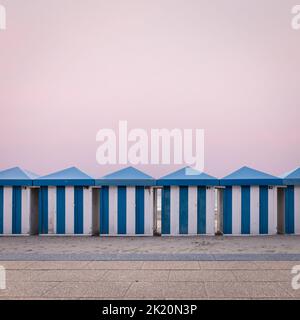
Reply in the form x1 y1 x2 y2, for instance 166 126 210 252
0 167 38 186
96 167 155 186
33 167 94 186
220 166 282 186
282 167 300 185
156 167 218 186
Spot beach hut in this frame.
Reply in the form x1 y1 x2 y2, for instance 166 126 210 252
280 168 300 234
95 167 155 236
33 167 95 235
0 167 38 235
157 167 218 235
219 166 282 235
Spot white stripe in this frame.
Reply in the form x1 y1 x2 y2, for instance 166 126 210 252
3 187 12 234
144 188 153 235
268 187 277 235
232 186 241 234
295 186 300 234
188 186 197 235
47 187 56 234
83 187 92 234
21 188 30 234
250 186 260 235
126 187 135 235
109 186 118 235
206 187 215 235
170 186 179 235
149 188 153 235
65 187 74 234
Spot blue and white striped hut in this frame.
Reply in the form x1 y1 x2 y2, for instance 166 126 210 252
219 166 282 235
281 168 300 234
33 167 95 235
0 167 38 235
157 167 218 235
96 167 155 236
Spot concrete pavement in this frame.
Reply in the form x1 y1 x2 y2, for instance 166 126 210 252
1 260 300 299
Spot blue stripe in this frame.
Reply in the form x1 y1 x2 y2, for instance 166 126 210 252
0 187 3 234
285 186 295 234
259 186 268 234
179 186 188 234
135 186 144 234
197 187 206 234
39 186 48 234
12 186 22 234
241 186 250 234
161 186 170 234
100 186 109 234
223 186 232 234
56 187 65 234
74 187 84 234
117 186 127 234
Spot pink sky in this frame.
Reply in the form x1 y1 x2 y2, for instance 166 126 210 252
0 0 299 178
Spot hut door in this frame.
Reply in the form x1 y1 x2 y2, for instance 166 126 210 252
277 188 285 234
153 188 161 235
74 187 84 234
12 187 22 234
30 188 39 235
39 186 48 234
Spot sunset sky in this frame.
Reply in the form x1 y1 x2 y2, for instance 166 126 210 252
0 0 299 178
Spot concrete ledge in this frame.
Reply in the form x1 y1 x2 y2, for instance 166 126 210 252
1 253 300 261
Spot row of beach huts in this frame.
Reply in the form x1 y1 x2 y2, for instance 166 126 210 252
0 166 299 236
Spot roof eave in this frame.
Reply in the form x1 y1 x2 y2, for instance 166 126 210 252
33 179 95 186
220 179 283 186
95 179 156 186
283 179 300 186
156 179 218 186
0 180 33 186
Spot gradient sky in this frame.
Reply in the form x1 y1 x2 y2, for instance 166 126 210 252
0 0 299 178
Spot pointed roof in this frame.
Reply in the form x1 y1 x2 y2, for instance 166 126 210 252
156 166 218 186
33 167 94 186
220 166 282 186
282 167 300 185
96 167 155 186
0 167 38 186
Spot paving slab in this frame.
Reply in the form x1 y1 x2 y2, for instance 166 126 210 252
142 261 200 270
0 282 58 298
233 270 292 282
199 261 258 270
0 261 34 270
205 282 292 299
26 261 91 270
278 282 300 298
168 270 236 282
85 261 143 270
104 270 169 282
43 281 131 298
125 281 207 299
7 269 107 282
254 261 300 270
